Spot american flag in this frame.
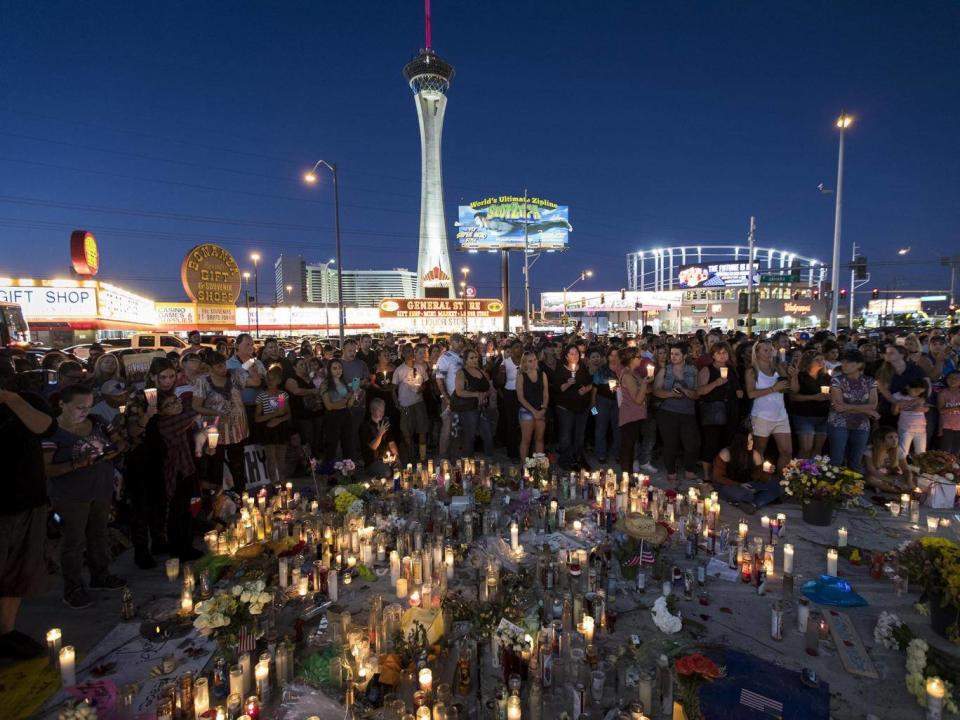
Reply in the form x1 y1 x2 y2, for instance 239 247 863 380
739 688 783 717
238 625 256 654
624 540 656 567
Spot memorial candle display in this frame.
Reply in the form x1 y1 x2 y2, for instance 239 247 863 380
783 544 794 575
419 667 433 692
59 645 76 686
510 520 519 552
827 548 838 577
837 526 848 547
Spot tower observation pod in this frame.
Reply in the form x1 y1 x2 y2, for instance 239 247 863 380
404 1 455 299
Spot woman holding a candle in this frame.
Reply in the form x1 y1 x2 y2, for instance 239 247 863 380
788 350 832 459
862 427 914 492
711 430 782 512
516 351 550 462
697 342 741 483
452 348 494 458
653 344 700 483
745 340 795 475
550 345 594 471
617 347 650 475
321 359 358 465
44 385 127 609
827 350 879 473
368 349 400 429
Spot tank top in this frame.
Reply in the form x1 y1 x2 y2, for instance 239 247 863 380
751 367 788 421
521 371 544 410
661 364 697 415
618 368 648 426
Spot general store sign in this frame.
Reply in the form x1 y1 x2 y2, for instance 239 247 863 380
378 298 504 319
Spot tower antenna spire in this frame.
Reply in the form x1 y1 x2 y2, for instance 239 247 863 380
424 0 432 50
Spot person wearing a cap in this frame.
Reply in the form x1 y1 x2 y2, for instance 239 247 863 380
91 380 128 424
180 330 204 357
0 353 58 658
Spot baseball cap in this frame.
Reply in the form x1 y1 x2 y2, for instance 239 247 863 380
101 379 128 397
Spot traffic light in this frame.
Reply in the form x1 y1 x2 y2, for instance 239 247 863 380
739 293 748 314
854 255 868 280
840 288 848 299
871 288 880 300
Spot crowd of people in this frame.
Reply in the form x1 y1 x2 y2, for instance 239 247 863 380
2 323 960 659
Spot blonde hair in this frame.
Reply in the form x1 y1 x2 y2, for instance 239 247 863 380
751 341 774 375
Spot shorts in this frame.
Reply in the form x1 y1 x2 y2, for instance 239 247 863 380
751 415 791 437
400 402 430 436
0 505 48 597
792 415 828 435
519 408 535 422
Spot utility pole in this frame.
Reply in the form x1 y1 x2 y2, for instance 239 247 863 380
522 188 531 332
746 216 756 337
829 113 853 334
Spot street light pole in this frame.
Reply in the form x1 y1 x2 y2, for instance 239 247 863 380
562 270 592 330
304 161 345 345
250 253 261 338
522 188 531 332
242 271 251 326
286 284 293 337
460 267 470 335
829 113 853 334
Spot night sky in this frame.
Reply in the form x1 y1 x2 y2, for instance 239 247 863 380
2 1 958 308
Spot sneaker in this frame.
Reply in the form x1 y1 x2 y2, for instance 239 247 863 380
0 631 45 660
638 463 658 475
63 588 95 610
89 574 126 591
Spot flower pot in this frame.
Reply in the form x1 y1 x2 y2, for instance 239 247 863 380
801 499 834 526
929 591 960 641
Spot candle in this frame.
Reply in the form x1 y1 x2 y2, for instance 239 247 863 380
328 570 338 601
776 512 787 538
927 677 945 720
820 385 830 395
827 548 838 577
573 519 582 533
510 521 519 552
59 645 76 686
762 461 774 474
278 557 289 589
46 628 61 668
396 577 408 599
445 545 454 578
416 708 431 720
581 614 595 643
239 654 253 697
207 427 219 450
181 589 194 616
409 590 421 608
255 661 270 703
927 517 940 533
900 493 911 515
783 544 794 575
298 576 309 598
761 515 770 531
719 366 728 379
166 557 180 581
506 695 522 720
646 364 655 379
419 667 433 693
838 527 848 547
194 677 210 718
144 388 157 405
738 520 748 541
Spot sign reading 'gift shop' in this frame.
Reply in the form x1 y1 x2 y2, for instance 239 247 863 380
180 244 242 305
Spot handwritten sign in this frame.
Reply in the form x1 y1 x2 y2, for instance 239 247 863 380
826 609 878 679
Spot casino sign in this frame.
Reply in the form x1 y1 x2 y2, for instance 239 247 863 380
180 244 242 305
70 230 100 276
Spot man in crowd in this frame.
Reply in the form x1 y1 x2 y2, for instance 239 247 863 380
91 379 128 424
500 339 523 461
0 353 57 659
434 334 464 458
180 330 204 357
340 339 371 462
358 334 378 372
227 333 266 431
360 398 399 479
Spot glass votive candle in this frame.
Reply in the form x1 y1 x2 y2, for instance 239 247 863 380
165 557 180 581
927 516 940 533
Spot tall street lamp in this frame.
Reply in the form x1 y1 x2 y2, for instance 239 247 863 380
460 266 470 334
250 252 261 338
304 161 345 345
829 112 853 334
286 284 293 337
562 270 593 327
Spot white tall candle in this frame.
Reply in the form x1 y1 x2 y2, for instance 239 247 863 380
837 527 848 547
581 614 595 643
396 577 408 599
194 676 210 718
278 557 289 588
783 544 794 575
46 628 61 668
827 548 838 577
927 677 945 720
328 570 338 601
445 545 454 579
59 645 76 686
418 667 433 692
738 520 748 541
390 551 401 587
510 521 519 552
239 652 253 697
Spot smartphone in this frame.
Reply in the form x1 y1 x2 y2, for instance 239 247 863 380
350 377 361 391
590 406 599 416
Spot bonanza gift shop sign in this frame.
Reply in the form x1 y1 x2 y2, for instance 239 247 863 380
0 285 97 318
378 298 504 319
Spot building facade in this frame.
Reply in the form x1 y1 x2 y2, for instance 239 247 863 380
277 257 418 307
274 254 306 304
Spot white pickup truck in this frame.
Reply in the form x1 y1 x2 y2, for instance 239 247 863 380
126 333 187 352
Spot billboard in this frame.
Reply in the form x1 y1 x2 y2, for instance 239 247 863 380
456 196 570 251
378 298 504 319
677 262 759 289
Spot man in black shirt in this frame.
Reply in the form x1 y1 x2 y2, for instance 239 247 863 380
0 354 57 659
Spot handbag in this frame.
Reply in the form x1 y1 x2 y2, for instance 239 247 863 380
701 400 728 426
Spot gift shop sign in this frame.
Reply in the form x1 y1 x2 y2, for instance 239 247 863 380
0 285 97 318
378 298 504 319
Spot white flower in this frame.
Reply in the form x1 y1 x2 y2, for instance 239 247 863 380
258 592 272 605
249 603 263 615
232 585 243 596
651 596 682 635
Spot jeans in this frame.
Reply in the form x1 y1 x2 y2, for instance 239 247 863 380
656 410 700 475
619 420 642 473
324 408 354 462
638 415 658 466
899 429 927 457
594 395 620 461
457 408 494 458
52 496 112 595
717 479 783 508
556 406 588 467
827 425 869 473
501 390 520 459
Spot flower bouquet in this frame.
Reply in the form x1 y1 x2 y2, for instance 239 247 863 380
916 450 960 477
873 611 960 713
194 580 272 654
781 456 864 525
898 537 960 642
674 653 723 720
331 485 364 515
524 453 550 488
333 459 356 483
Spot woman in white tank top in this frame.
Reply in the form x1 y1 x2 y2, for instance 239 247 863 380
745 341 796 472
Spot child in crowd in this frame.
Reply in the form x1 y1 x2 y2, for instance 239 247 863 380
255 366 291 485
938 370 960 455
892 377 928 458
863 426 914 493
